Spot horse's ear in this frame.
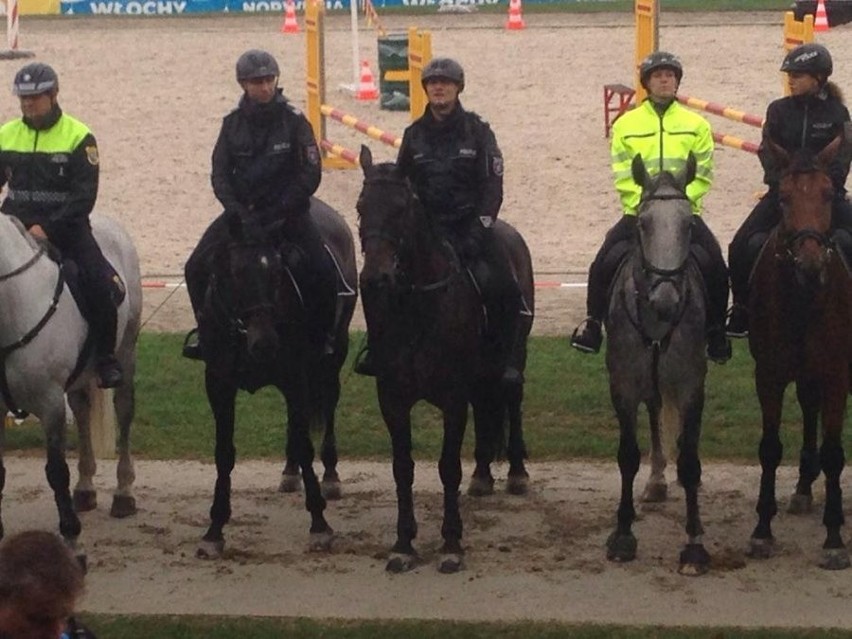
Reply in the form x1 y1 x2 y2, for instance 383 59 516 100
816 134 843 167
683 152 697 187
631 154 649 188
765 138 790 170
359 145 373 173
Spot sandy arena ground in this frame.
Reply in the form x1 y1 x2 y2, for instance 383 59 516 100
2 10 852 629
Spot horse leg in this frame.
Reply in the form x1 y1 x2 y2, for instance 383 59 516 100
642 400 667 503
197 371 237 559
318 371 341 501
676 393 710 576
788 380 820 515
817 382 849 570
607 398 640 563
504 382 530 496
468 385 496 497
43 405 82 543
278 426 302 494
286 396 333 552
68 388 98 513
111 375 137 518
437 402 468 574
748 370 785 559
380 390 418 573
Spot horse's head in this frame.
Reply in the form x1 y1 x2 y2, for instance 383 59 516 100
768 135 841 285
214 213 284 361
631 154 696 323
356 145 416 291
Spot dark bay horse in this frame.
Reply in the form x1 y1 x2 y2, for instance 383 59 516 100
356 145 534 573
747 136 850 570
604 155 711 575
0 213 141 554
194 199 357 558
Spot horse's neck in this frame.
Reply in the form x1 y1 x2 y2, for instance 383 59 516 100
405 218 454 283
0 229 63 338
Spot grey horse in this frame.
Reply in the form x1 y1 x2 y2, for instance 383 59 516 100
0 212 141 553
604 155 711 575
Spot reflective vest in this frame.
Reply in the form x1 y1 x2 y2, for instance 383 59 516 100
0 112 98 230
611 99 714 216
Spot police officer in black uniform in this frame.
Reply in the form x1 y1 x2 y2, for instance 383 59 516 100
727 43 852 337
183 49 335 359
354 57 523 384
0 63 123 388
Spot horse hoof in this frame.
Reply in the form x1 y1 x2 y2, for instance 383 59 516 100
278 473 301 493
746 537 774 560
321 480 342 501
438 553 464 574
787 493 813 515
506 475 529 496
678 544 710 576
196 539 225 559
73 489 97 512
606 531 637 563
109 495 137 519
386 552 416 573
309 528 334 552
641 482 668 503
467 476 494 497
819 548 851 571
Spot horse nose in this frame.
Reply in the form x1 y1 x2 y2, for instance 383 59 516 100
246 325 279 361
648 281 680 321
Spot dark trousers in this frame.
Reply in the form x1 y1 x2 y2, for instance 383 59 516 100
441 220 521 363
185 210 337 347
728 192 852 303
51 221 119 358
586 214 729 329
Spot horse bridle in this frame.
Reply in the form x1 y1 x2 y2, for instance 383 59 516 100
358 175 457 294
637 191 692 280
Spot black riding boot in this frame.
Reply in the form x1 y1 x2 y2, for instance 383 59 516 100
92 301 123 388
353 339 376 376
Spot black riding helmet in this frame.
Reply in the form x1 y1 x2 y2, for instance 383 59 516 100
421 57 465 93
235 49 280 82
639 51 683 89
12 62 59 96
780 43 833 80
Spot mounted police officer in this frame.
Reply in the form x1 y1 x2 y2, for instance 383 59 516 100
571 51 732 364
183 49 335 360
354 57 523 385
0 62 124 388
727 43 852 337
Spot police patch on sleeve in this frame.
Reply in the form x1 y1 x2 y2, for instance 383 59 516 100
306 146 320 166
492 156 504 177
85 146 99 166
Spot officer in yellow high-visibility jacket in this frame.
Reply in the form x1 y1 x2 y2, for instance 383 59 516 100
571 51 731 363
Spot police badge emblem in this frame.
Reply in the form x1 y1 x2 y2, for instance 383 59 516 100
492 156 504 177
307 146 320 166
85 146 100 166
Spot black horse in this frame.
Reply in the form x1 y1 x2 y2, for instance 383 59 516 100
194 199 357 558
356 145 535 573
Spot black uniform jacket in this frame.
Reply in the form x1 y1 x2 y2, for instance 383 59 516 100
396 102 503 226
211 90 321 220
758 85 851 196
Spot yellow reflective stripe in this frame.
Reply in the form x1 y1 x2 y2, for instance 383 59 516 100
0 114 90 153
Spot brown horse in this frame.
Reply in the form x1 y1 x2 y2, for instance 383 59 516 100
747 135 851 570
356 145 534 573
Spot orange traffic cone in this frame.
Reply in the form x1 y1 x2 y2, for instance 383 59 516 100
506 0 525 31
814 0 829 31
281 0 299 34
355 60 379 101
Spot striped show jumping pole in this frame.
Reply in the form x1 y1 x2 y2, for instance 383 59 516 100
676 94 761 155
0 0 34 60
320 104 401 148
